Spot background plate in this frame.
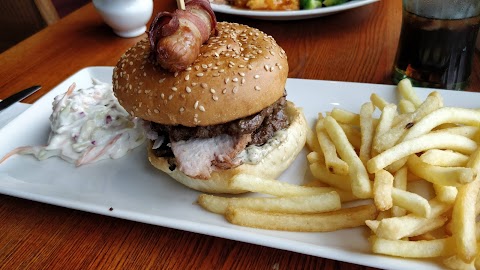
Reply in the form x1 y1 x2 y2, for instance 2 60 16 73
1 67 479 269
211 0 379 20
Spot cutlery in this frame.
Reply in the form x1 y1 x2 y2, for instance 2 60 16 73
0 85 41 112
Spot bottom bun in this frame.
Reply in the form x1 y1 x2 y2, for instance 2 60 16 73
147 101 308 194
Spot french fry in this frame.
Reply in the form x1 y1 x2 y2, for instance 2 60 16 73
397 78 423 108
373 170 393 211
365 219 380 233
306 151 325 164
451 149 480 263
420 149 469 167
391 188 431 218
225 204 378 232
370 236 456 258
372 104 397 157
401 107 480 142
443 255 475 270
359 102 376 165
317 129 349 175
309 162 352 191
391 166 407 217
330 108 360 125
198 192 341 215
433 184 458 204
432 125 479 139
230 174 335 197
374 215 447 240
407 154 476 186
367 132 477 173
324 116 372 198
369 199 451 238
339 123 362 150
370 93 389 110
373 91 443 153
398 99 416 114
306 127 322 153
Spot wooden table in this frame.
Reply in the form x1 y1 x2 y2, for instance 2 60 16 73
1 1 479 269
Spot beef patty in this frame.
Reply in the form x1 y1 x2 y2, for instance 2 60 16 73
151 96 289 158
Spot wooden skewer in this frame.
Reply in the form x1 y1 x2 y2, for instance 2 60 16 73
176 0 186 10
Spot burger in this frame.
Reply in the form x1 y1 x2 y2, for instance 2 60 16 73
112 22 307 193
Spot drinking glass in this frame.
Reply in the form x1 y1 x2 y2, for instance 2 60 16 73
392 0 480 90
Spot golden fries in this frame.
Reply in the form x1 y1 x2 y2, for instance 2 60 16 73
197 78 480 269
370 236 456 258
324 116 372 198
373 170 393 211
225 204 377 232
198 192 341 215
367 133 477 174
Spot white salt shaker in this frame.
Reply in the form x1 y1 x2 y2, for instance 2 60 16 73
93 0 154 38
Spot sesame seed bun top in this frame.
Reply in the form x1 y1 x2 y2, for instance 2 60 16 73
112 22 289 127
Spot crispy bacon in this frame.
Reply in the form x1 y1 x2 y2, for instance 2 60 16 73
148 0 217 72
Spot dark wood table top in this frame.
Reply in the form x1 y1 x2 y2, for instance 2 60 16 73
1 0 479 269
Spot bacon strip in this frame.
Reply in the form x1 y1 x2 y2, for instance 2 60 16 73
170 134 251 179
148 0 217 72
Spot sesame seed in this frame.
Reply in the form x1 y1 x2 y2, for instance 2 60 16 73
210 88 216 94
254 75 260 79
201 83 208 89
179 107 185 112
194 101 199 109
241 78 245 84
222 88 227 94
159 78 165 83
186 86 192 93
186 67 192 71
224 78 230 84
239 72 245 77
171 87 177 91
199 105 205 112
168 95 173 100
264 65 270 71
197 73 204 77
185 74 190 81
174 72 179 77
233 86 238 93
212 96 218 101
232 78 238 82
154 109 159 113
255 86 261 91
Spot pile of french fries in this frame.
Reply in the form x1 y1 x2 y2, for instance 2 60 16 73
198 78 480 269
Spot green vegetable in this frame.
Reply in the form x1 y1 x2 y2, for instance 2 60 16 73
300 0 322 9
323 0 348 7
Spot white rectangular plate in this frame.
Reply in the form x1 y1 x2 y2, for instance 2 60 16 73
1 67 479 270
